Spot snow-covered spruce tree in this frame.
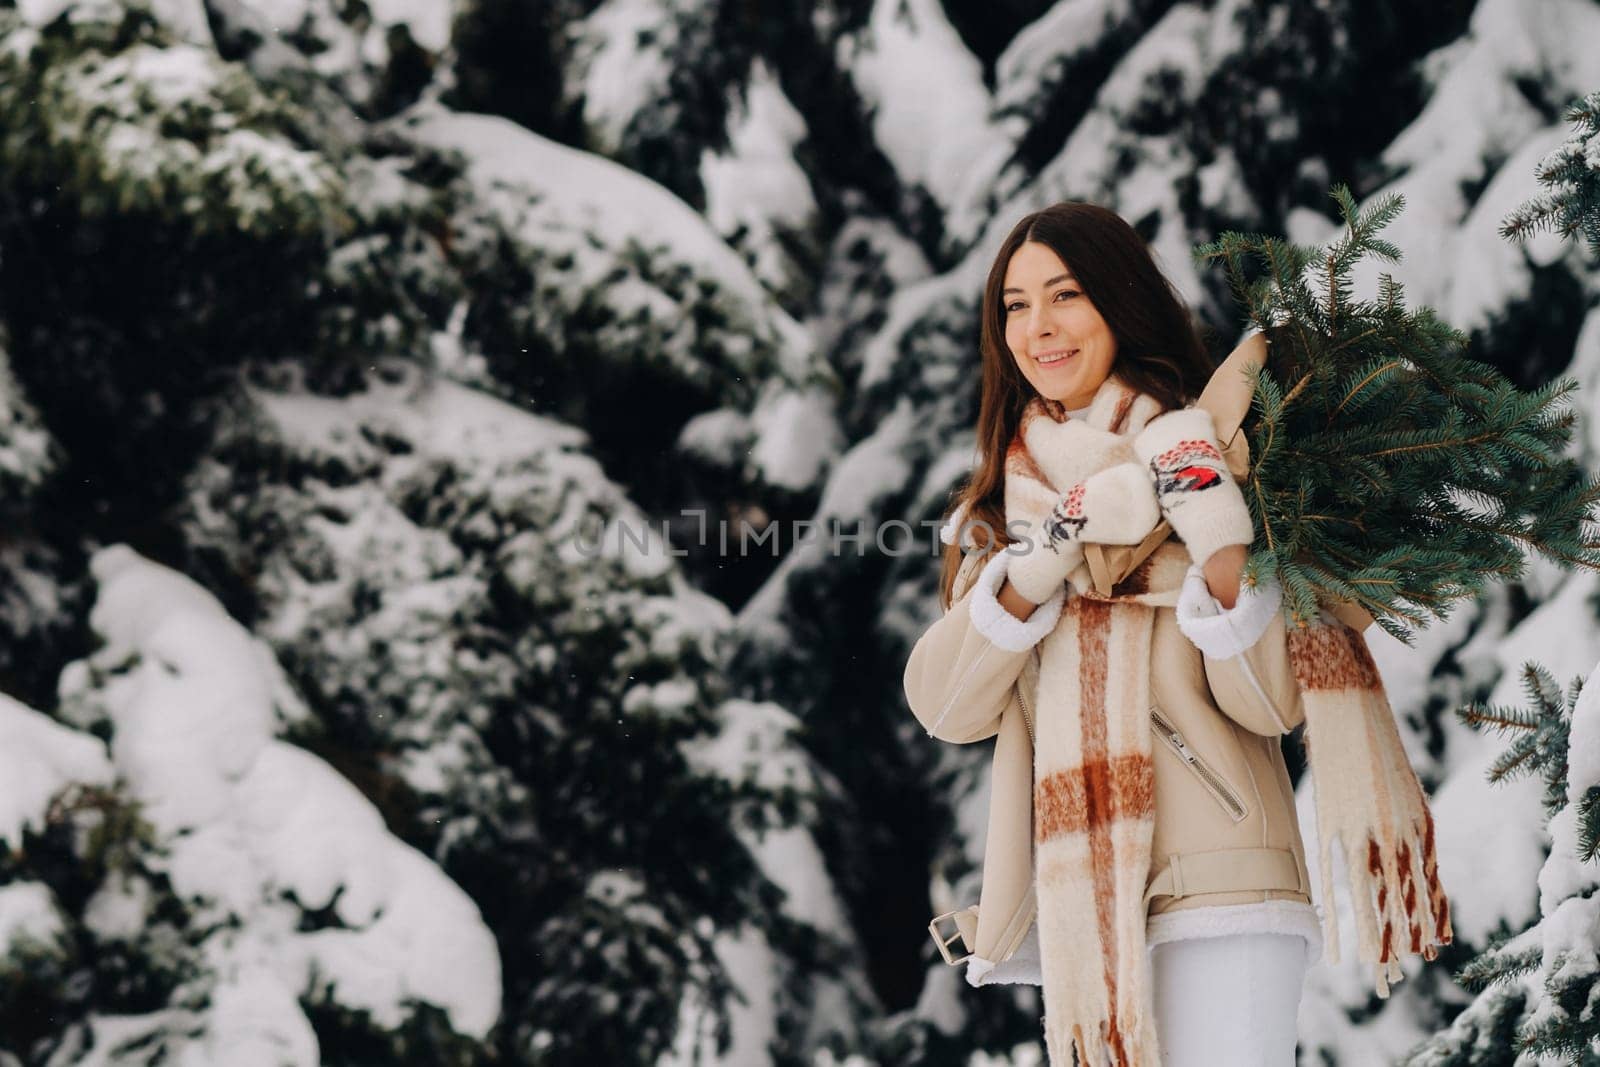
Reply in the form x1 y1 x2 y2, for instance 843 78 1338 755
1 2 858 1063
0 0 579 491
1502 90 1600 261
1403 662 1600 1066
1 546 500 1065
535 0 755 207
1403 83 1600 1067
0 325 77 709
395 105 840 523
201 0 449 119
0 0 444 724
0 2 440 519
0 725 187 1067
175 362 863 1065
0 24 505 1058
219 0 856 602
1196 185 1600 642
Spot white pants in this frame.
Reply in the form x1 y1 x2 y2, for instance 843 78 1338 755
1148 932 1308 1066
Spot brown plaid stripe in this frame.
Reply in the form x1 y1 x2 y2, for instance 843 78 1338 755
1034 754 1155 842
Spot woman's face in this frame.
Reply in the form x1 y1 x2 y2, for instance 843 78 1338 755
1001 240 1118 408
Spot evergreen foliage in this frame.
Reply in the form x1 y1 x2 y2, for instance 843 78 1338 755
1502 90 1600 260
1405 664 1600 1066
1413 105 1600 1063
176 367 843 1065
0 8 347 240
0 783 202 1065
0 3 847 1062
1197 186 1600 643
0 327 57 517
1459 665 1598 847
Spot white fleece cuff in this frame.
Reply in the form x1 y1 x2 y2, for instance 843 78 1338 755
1175 562 1282 659
966 920 1043 987
968 550 1066 652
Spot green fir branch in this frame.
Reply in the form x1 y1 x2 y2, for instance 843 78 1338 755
1456 939 1543 993
1501 90 1600 259
1195 184 1600 641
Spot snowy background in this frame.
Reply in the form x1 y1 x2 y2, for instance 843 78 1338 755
0 0 1597 1064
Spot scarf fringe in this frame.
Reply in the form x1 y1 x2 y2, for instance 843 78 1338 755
1034 859 1165 1065
1317 819 1454 997
1046 997 1160 1067
1294 620 1455 998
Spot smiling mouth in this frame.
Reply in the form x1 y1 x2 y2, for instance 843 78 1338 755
1034 348 1078 366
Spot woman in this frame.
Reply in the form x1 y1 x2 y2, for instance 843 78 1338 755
904 203 1324 1066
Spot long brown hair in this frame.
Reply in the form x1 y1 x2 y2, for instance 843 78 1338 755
937 202 1215 608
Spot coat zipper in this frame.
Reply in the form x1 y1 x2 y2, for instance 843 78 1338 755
1149 707 1247 822
1013 669 1038 967
1017 679 1036 746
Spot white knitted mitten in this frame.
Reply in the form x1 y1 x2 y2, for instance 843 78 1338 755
1131 407 1254 567
1005 462 1160 604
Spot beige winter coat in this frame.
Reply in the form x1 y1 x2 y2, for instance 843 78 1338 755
906 335 1320 980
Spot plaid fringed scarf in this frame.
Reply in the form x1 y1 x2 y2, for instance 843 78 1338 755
1008 374 1452 1066
1008 378 1183 1066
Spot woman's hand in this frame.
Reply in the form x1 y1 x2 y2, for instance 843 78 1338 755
1131 408 1255 583
1200 543 1247 610
1004 462 1160 605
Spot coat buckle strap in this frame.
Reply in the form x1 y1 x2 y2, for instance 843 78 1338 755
928 907 975 966
1143 847 1303 905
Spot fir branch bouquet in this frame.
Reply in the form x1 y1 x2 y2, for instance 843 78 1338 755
1196 186 1600 644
